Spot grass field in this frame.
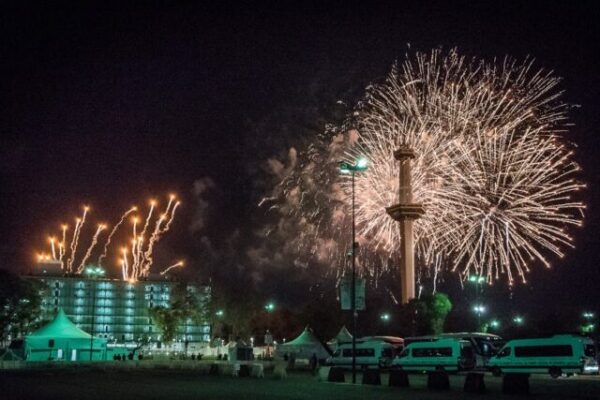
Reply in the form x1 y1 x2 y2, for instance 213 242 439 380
1 368 599 400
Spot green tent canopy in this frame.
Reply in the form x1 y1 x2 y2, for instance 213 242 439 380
25 309 107 361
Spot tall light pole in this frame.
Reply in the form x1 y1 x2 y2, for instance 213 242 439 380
472 304 486 331
264 302 276 358
339 156 368 384
85 266 105 361
469 275 485 331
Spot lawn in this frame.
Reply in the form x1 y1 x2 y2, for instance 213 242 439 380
1 367 599 400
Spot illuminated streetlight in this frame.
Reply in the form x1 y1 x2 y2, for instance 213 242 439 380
473 304 486 331
513 316 524 325
264 302 276 312
339 156 368 385
84 265 105 361
380 313 391 322
215 309 224 317
490 319 500 329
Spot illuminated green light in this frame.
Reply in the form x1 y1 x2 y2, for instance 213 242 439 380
264 302 275 312
339 157 369 173
468 275 485 283
356 157 368 170
473 304 486 313
583 312 595 319
215 310 224 317
380 313 391 321
490 319 500 328
513 316 524 325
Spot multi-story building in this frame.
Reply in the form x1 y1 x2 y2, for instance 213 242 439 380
23 269 211 346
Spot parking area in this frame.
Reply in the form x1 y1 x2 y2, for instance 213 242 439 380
1 367 599 400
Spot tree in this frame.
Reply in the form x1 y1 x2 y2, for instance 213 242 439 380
395 292 453 336
425 293 453 334
149 306 180 343
0 269 44 343
149 281 209 344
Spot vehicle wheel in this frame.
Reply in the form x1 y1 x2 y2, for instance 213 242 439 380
549 367 561 378
492 367 502 377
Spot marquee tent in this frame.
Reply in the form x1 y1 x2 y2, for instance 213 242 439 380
25 309 107 361
276 326 332 360
328 326 353 350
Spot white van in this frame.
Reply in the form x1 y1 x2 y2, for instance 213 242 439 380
327 337 403 369
404 332 504 370
489 335 598 378
392 338 476 372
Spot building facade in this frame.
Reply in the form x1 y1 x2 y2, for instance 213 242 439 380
23 273 211 346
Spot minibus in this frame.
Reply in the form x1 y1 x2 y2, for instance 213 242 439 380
392 338 476 372
327 337 403 369
404 332 504 370
488 334 598 377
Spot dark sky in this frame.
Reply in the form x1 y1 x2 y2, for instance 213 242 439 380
1 1 599 312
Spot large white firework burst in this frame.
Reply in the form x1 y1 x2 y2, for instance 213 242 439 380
342 48 585 284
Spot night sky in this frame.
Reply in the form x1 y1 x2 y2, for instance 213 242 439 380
1 1 599 313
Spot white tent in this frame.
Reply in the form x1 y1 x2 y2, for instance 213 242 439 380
276 326 331 360
327 326 353 351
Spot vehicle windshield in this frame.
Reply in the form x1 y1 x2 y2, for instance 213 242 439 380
397 348 409 358
584 344 596 358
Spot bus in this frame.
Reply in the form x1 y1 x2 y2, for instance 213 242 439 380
404 332 504 370
327 336 404 369
392 338 476 373
488 334 598 378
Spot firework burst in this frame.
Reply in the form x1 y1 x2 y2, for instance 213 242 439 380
265 48 584 286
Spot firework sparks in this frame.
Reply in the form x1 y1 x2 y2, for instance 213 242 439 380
37 195 181 281
159 260 185 276
265 48 584 286
49 237 57 260
77 224 107 273
59 225 68 269
98 206 137 266
67 206 89 272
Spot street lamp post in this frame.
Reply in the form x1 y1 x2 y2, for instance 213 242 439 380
468 275 485 331
472 304 486 331
339 157 368 384
264 302 275 358
85 266 105 361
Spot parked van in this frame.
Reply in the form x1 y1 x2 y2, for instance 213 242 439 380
404 332 504 370
488 334 599 378
327 337 403 369
392 338 476 372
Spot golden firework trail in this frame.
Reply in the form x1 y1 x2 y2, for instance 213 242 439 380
77 224 107 273
49 237 57 260
159 260 185 276
98 206 137 266
67 206 89 272
59 224 68 269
